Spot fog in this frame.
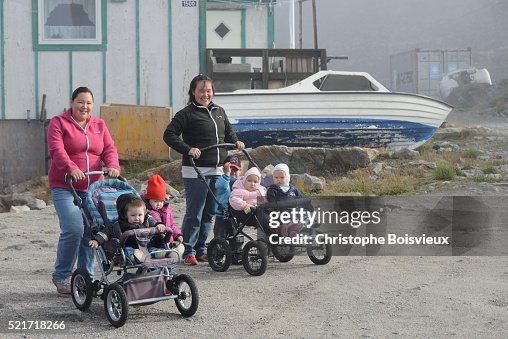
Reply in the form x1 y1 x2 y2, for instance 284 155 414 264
274 0 508 86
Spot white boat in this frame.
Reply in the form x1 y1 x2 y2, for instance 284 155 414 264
214 70 453 150
439 68 492 100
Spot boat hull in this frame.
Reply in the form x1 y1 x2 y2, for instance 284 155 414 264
233 118 437 150
215 91 452 150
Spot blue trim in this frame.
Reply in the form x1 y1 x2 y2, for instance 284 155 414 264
102 49 106 103
240 9 246 64
69 51 73 99
231 118 437 149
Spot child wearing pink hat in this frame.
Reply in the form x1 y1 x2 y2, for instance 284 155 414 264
229 167 267 223
143 175 184 259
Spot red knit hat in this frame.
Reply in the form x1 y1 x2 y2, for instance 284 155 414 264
145 175 167 200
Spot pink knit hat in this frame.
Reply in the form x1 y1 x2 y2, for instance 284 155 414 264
145 175 166 200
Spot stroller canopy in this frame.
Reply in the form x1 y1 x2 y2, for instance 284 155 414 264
86 179 139 233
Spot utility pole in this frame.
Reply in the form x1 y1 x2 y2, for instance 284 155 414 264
298 0 303 48
289 0 296 48
312 0 318 49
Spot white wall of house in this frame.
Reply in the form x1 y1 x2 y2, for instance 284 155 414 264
0 0 202 120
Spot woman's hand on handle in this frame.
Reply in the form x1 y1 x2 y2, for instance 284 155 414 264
188 148 201 159
70 169 86 181
235 141 245 151
106 167 120 178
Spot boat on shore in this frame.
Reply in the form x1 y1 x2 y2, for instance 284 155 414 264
214 71 453 150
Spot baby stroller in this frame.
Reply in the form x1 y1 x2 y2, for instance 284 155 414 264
190 144 332 277
68 171 198 327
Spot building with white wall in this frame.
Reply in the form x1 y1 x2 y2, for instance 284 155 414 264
0 0 275 186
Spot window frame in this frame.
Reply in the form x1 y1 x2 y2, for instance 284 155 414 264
33 0 107 51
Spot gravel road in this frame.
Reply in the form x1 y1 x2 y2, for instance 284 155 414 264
0 206 507 338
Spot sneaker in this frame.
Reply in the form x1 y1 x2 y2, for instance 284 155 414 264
197 254 208 262
183 256 198 265
52 277 71 296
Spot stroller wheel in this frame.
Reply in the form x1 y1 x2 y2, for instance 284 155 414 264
272 245 295 263
104 283 128 328
207 238 232 272
71 268 93 311
172 274 199 317
307 231 332 265
242 240 268 276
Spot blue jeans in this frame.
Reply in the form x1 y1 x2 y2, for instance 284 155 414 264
52 188 94 280
182 176 218 258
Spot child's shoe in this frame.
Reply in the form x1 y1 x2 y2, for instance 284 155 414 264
197 254 208 262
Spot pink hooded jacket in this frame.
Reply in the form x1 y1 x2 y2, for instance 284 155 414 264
229 167 267 212
47 109 120 192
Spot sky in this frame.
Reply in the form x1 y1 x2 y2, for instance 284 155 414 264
273 0 508 86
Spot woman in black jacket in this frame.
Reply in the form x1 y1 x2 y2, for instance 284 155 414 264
163 74 244 265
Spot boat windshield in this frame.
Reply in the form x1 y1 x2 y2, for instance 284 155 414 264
313 74 379 91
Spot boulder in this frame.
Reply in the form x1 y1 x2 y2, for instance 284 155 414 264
242 146 376 176
10 205 30 213
291 173 326 192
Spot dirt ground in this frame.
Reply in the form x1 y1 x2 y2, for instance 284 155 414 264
1 105 507 338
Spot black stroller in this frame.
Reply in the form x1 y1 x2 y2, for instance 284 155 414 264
189 144 332 276
68 171 198 327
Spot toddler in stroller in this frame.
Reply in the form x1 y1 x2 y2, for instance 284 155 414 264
90 193 173 263
68 172 198 328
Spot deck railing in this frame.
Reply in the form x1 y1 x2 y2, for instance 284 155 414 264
206 48 328 91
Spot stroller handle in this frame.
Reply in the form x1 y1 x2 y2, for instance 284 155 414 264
67 170 126 207
188 143 260 215
188 143 258 170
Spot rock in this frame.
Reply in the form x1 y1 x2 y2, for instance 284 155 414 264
498 165 508 172
10 205 30 213
0 196 9 213
250 146 376 176
291 173 326 192
135 161 183 186
477 155 490 162
29 199 47 210
290 148 326 173
249 145 293 170
166 184 180 198
368 163 383 175
462 169 483 178
408 160 437 169
389 148 419 160
485 174 502 181
322 147 377 175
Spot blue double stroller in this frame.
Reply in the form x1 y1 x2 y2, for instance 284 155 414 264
68 171 198 327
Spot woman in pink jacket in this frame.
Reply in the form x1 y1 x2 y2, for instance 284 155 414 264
229 167 267 224
48 87 120 295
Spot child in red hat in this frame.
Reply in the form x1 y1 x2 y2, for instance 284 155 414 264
143 175 184 260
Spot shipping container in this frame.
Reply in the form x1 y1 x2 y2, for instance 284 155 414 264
390 48 472 98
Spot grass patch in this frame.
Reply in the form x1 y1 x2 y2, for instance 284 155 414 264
433 164 456 181
473 175 497 183
322 172 418 196
482 167 498 174
462 149 482 159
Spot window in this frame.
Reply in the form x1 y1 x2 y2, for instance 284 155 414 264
35 0 104 50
